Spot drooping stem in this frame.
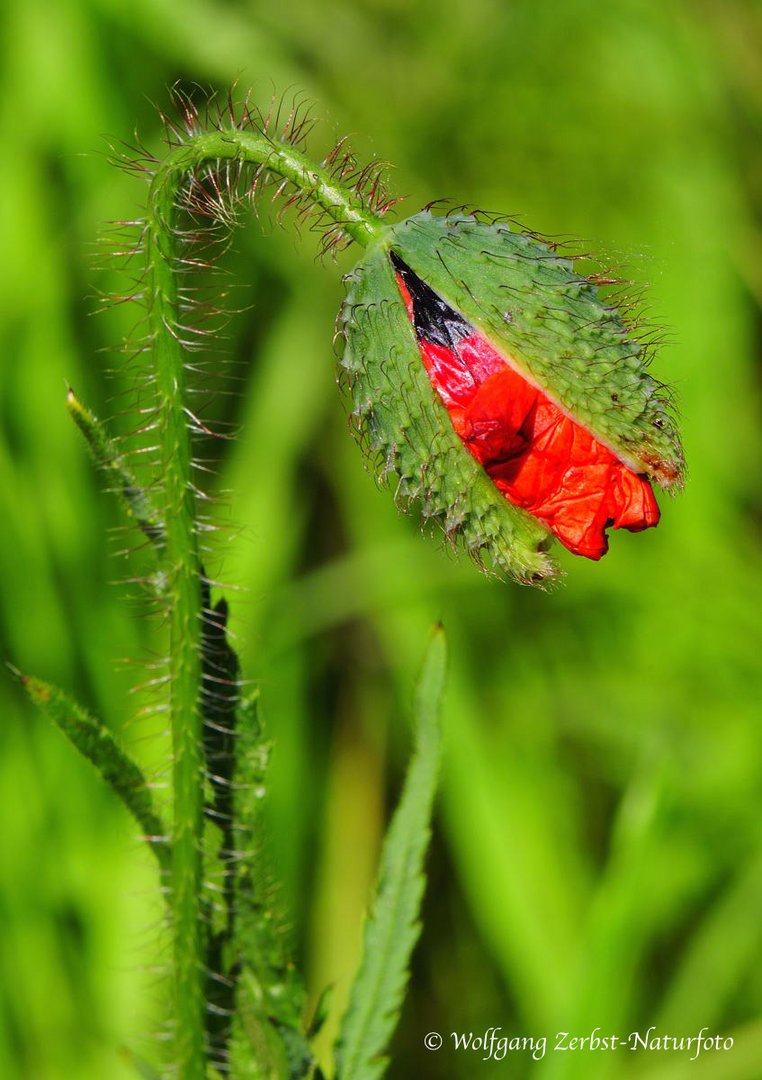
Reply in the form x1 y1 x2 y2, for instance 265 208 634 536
144 125 384 1079
150 128 386 249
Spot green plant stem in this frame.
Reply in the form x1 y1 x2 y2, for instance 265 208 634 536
145 127 384 1079
146 173 207 1080
152 129 386 248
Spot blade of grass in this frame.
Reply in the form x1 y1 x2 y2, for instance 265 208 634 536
656 855 762 1032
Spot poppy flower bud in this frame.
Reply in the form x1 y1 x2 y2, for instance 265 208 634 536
340 211 684 585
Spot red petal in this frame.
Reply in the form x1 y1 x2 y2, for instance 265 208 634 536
396 272 659 560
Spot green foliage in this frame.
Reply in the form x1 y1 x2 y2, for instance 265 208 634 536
335 626 446 1080
66 390 166 549
8 99 445 1079
13 671 170 876
2 3 762 1080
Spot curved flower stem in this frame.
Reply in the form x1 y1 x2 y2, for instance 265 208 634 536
151 129 387 249
145 127 384 1080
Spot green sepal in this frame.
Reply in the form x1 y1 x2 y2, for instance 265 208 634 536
340 233 556 585
387 211 684 489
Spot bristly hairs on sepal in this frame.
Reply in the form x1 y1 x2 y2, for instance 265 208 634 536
339 206 684 583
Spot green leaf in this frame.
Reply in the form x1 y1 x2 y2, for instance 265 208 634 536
306 984 334 1041
334 625 447 1080
12 668 170 875
66 388 165 549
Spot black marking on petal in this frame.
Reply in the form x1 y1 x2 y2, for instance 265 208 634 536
390 251 471 349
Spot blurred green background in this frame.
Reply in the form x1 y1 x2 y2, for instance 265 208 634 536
2 1 762 1078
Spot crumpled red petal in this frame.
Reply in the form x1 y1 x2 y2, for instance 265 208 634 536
396 273 659 560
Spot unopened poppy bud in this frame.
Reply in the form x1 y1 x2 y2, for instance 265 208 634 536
340 211 684 585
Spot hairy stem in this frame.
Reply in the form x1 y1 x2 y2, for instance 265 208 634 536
146 172 207 1079
152 129 386 248
145 126 384 1079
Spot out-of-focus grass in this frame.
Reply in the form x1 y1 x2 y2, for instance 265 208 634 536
2 1 762 1078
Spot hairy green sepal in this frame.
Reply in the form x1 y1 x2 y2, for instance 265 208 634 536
341 236 555 585
389 212 684 488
